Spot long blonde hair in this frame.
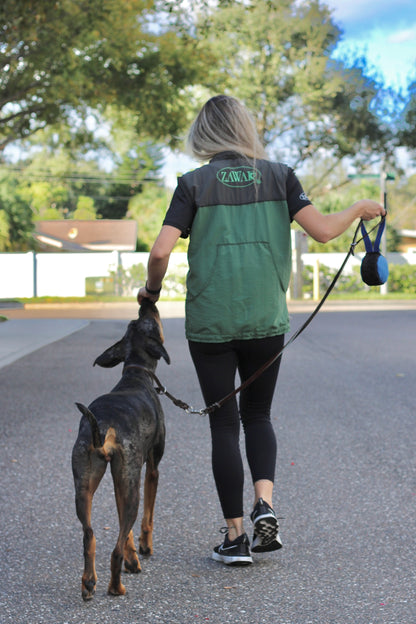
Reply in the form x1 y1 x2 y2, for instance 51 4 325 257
186 95 267 162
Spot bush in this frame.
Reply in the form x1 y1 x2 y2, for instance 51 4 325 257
303 262 416 296
109 263 147 296
110 262 188 298
302 264 363 296
387 264 416 294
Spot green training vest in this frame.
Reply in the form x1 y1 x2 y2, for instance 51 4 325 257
183 156 292 342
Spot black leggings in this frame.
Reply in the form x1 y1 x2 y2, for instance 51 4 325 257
188 335 284 519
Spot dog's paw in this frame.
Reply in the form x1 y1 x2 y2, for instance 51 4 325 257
139 544 153 557
108 581 126 596
82 578 96 601
124 558 141 574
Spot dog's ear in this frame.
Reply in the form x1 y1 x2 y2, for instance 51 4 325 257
94 339 126 368
145 340 170 365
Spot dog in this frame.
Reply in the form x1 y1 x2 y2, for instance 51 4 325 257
71 299 170 600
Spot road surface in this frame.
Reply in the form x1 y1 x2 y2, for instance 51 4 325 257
0 306 414 623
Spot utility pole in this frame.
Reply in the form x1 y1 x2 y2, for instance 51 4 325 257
380 169 388 295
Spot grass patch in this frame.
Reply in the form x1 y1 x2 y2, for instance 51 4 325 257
12 292 416 305
17 295 185 304
320 291 416 301
18 296 138 304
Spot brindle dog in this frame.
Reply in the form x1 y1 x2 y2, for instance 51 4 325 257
71 300 169 600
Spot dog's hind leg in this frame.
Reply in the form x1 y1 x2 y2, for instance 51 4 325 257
124 529 140 574
108 454 141 596
72 455 107 601
139 440 164 556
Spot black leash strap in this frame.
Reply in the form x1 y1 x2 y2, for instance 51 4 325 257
123 364 195 412
136 217 384 416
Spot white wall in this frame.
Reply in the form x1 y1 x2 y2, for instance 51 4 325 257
0 251 188 298
0 250 414 299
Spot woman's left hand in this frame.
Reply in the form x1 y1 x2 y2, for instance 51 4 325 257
137 287 160 304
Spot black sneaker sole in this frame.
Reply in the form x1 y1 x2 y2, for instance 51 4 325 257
251 516 282 552
251 535 283 553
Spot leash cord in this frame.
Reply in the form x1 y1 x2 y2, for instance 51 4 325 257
137 216 384 415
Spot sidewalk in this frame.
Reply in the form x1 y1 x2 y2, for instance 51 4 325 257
0 301 186 319
0 318 90 369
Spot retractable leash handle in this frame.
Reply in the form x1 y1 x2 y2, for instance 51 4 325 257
360 216 389 286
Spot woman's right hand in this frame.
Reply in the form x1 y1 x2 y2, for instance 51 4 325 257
352 199 386 221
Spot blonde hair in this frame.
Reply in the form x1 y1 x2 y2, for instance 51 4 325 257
186 95 267 162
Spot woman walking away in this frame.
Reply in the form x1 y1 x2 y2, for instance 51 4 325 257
137 95 385 566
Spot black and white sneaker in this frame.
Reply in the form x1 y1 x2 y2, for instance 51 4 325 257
250 498 283 553
212 531 253 566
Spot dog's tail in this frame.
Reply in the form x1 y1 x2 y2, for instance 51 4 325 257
75 402 102 448
75 402 117 462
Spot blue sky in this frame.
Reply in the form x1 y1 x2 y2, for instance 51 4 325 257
326 0 416 90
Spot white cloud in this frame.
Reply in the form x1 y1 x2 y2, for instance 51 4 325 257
389 27 416 44
326 0 416 89
326 0 416 32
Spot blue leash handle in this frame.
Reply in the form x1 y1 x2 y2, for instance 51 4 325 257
361 217 386 253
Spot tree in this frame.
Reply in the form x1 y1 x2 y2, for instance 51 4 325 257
127 183 172 250
189 0 393 194
0 172 33 250
17 180 68 220
397 80 416 154
389 173 416 230
2 109 165 219
0 209 9 251
73 196 97 220
0 0 209 152
92 109 165 220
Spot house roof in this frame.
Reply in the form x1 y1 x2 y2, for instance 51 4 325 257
34 220 138 251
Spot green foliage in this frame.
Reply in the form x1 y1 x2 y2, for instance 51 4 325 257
109 262 147 296
397 81 416 152
387 264 416 294
0 114 167 248
164 265 188 297
73 196 97 220
1 0 413 254
109 260 188 298
85 275 115 297
0 0 209 150
17 179 69 220
194 0 390 176
388 173 416 231
0 172 34 250
127 183 171 250
0 210 9 251
303 263 363 295
303 262 416 297
93 119 165 220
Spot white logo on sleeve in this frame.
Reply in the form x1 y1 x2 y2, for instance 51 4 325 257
299 192 309 201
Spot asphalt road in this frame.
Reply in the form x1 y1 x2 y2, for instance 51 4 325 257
0 308 415 624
